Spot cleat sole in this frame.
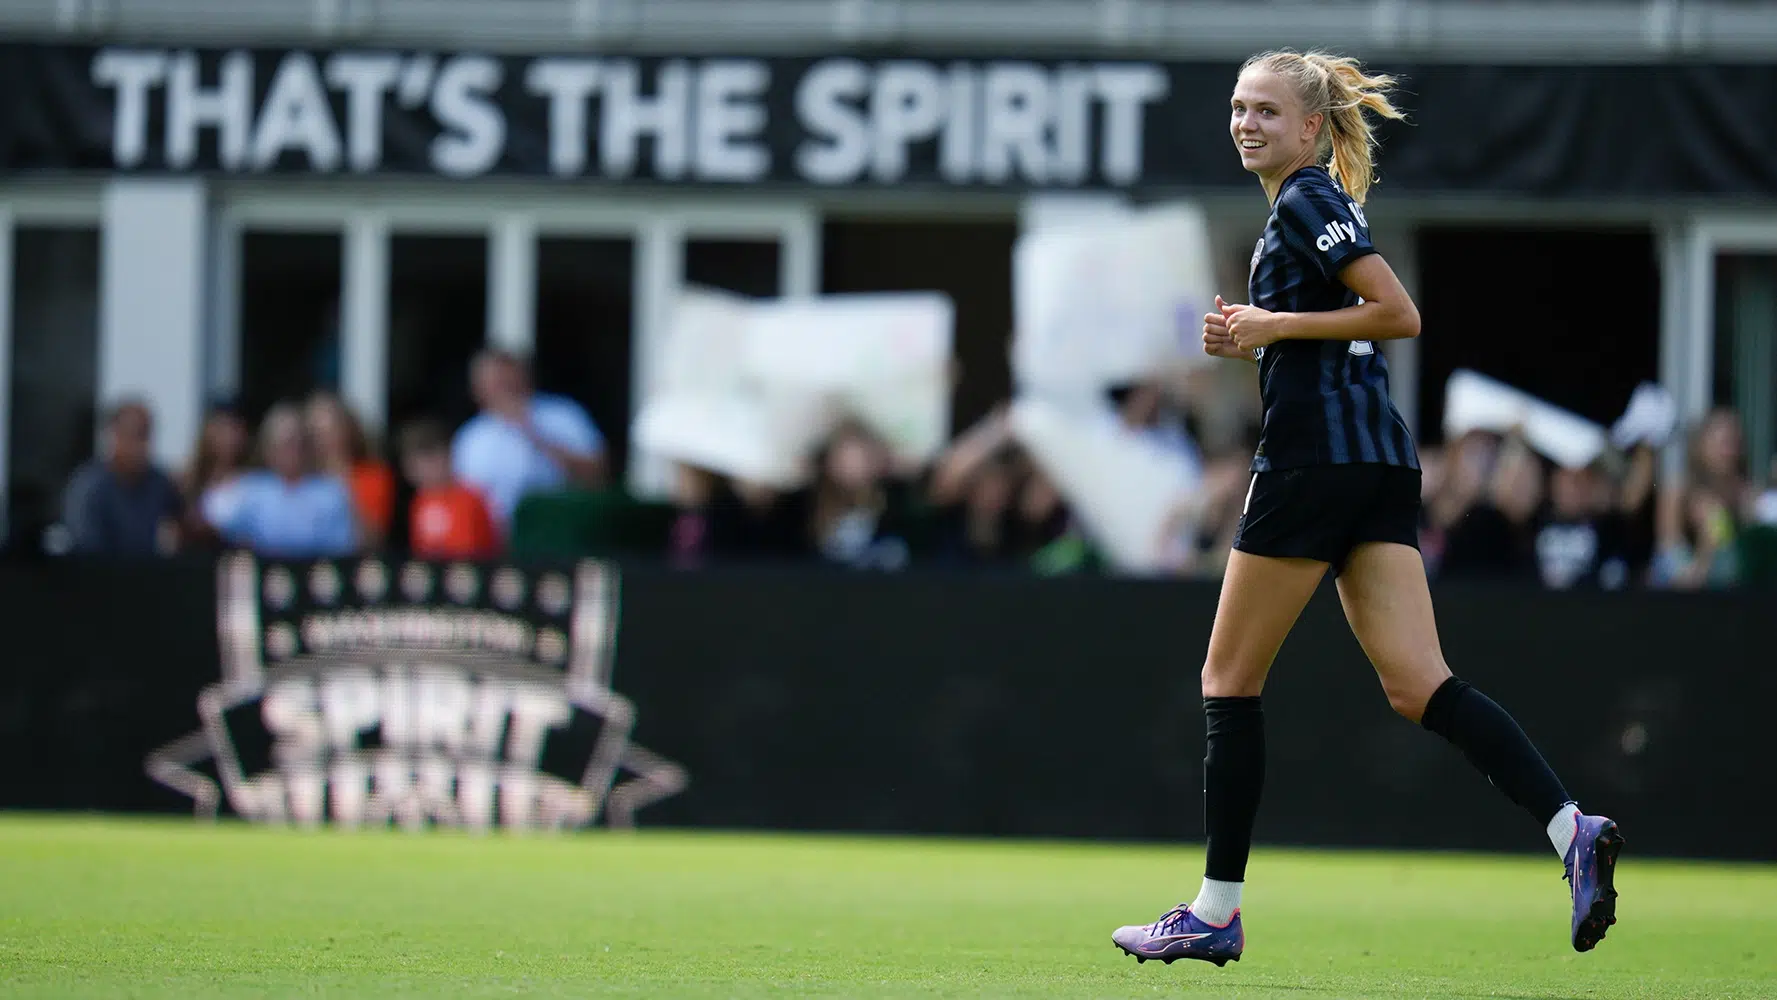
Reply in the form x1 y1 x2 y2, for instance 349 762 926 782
1574 823 1625 953
1114 942 1242 968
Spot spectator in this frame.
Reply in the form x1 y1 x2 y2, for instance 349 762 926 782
306 391 396 549
398 418 498 561
207 403 356 558
1652 409 1752 589
59 399 182 556
1436 430 1540 581
452 349 606 531
1532 461 1632 590
807 421 917 571
1112 381 1205 479
928 405 1024 565
180 400 251 534
666 464 720 568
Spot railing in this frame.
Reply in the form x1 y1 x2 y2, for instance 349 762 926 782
4 0 1777 59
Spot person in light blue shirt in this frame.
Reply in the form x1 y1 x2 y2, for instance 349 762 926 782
207 403 357 558
452 349 607 529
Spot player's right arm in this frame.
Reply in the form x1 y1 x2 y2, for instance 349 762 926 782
1204 295 1259 364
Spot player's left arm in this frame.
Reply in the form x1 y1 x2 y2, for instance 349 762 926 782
1223 254 1420 349
1285 254 1419 341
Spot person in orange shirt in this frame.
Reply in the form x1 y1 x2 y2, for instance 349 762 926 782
307 391 396 549
398 418 499 560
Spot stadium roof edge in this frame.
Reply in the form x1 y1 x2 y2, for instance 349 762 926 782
4 0 1777 63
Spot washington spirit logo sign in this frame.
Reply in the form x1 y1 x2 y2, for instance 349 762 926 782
147 553 685 831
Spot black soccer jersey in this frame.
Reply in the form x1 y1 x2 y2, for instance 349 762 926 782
1246 166 1418 473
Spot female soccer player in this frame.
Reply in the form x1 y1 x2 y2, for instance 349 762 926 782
1111 50 1623 968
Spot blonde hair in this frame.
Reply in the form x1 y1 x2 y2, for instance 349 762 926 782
1241 49 1406 204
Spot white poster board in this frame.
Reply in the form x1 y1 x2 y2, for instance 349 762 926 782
1014 202 1218 394
1009 396 1202 575
1443 369 1609 469
632 288 954 486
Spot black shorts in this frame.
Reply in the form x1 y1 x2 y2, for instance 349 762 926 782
1232 464 1422 574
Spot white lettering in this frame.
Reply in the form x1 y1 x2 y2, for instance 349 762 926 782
91 50 167 168
795 59 870 184
694 60 770 182
240 661 606 831
397 55 435 107
251 52 342 171
870 61 945 182
372 749 423 830
526 58 602 176
329 753 369 828
379 664 414 747
326 53 401 172
938 63 977 183
1095 64 1168 185
320 669 380 750
457 762 496 831
600 60 690 179
430 55 505 178
298 609 533 655
416 756 459 827
980 63 1051 184
413 665 473 755
1051 64 1095 185
263 676 323 765
498 767 539 829
166 51 252 170
469 681 513 760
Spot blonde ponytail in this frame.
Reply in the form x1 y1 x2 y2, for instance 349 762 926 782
1241 50 1407 204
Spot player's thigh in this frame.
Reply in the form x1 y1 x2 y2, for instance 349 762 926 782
1203 549 1328 697
1333 541 1451 720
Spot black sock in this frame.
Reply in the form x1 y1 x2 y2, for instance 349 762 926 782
1420 677 1571 825
1203 696 1265 883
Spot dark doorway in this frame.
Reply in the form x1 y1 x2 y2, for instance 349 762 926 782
821 217 1018 434
1416 227 1659 444
238 231 342 426
534 237 635 480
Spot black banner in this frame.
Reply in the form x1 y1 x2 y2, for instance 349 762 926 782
5 43 1777 196
1 558 1773 859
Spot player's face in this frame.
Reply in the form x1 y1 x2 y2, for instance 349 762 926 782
1229 69 1318 176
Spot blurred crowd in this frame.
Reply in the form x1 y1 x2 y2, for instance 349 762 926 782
55 350 601 565
46 347 1777 591
1422 407 1777 591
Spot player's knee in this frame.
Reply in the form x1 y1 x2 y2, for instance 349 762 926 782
1201 660 1263 699
1384 683 1428 722
1379 666 1449 722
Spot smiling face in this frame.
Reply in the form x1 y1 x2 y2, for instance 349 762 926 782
1229 68 1322 181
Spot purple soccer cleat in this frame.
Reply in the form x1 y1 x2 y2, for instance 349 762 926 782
1111 904 1243 967
1564 813 1624 952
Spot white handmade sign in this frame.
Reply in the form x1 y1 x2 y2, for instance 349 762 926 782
1013 201 1217 394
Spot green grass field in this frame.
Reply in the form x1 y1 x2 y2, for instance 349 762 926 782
0 816 1771 999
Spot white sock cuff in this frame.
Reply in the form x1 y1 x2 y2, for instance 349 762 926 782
1191 877 1243 927
1546 802 1581 857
